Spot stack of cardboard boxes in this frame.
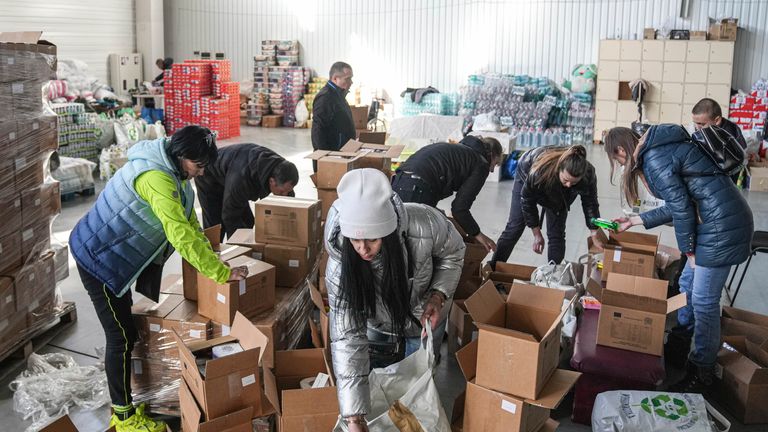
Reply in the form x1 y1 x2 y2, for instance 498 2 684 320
0 32 62 354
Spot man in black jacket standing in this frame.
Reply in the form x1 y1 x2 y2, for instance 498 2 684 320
195 143 299 240
311 61 356 172
391 136 503 252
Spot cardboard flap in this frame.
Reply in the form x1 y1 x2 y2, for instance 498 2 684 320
199 406 253 432
722 306 768 327
536 418 560 432
307 150 360 161
226 229 256 247
545 295 577 338
608 230 659 253
0 31 42 43
585 277 603 301
281 387 339 416
203 347 260 380
666 293 687 314
179 379 203 432
274 348 328 378
476 322 539 342
524 369 581 409
38 415 78 432
746 339 768 369
230 312 269 361
203 225 221 249
171 329 199 375
455 339 478 381
601 290 668 314
590 229 609 253
309 317 322 349
507 283 564 312
308 281 326 310
263 367 281 417
606 273 667 300
451 392 466 423
464 280 506 327
219 245 251 262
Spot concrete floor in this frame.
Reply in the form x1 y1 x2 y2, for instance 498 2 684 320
1 125 766 431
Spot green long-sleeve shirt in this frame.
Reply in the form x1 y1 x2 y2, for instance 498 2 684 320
135 170 231 283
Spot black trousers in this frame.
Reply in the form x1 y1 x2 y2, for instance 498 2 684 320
491 179 568 266
77 264 136 408
391 172 441 207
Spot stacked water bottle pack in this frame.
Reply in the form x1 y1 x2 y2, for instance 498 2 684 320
51 102 100 161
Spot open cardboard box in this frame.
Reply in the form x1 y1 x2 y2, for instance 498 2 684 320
173 312 275 420
456 339 578 432
481 262 538 288
587 273 686 356
714 335 768 424
305 151 363 189
180 379 253 432
721 306 768 343
197 254 276 325
447 299 476 354
308 281 330 351
464 280 574 399
254 197 322 248
38 414 115 432
183 225 251 301
340 139 405 174
263 348 339 432
594 229 658 281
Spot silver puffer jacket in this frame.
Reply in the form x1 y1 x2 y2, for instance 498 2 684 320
324 193 465 418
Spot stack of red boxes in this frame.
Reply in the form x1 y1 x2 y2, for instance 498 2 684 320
165 59 240 139
728 85 768 134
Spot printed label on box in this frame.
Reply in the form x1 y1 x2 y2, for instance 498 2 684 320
501 400 517 414
239 280 246 295
190 329 202 339
241 374 256 387
149 323 161 332
222 325 231 336
7 57 14 65
5 295 12 304
217 293 227 304
11 83 23 94
613 248 622 262
133 359 143 375
289 259 300 268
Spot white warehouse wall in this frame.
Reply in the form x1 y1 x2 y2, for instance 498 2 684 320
164 0 767 103
0 0 137 84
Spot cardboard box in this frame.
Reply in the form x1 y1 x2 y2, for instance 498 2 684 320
357 131 387 144
226 228 266 260
20 219 50 257
316 188 338 221
690 31 708 40
173 312 274 420
481 262 537 287
589 273 686 356
0 309 27 346
0 192 21 238
38 414 116 432
132 293 185 353
643 28 657 39
709 18 738 41
447 300 476 354
305 151 363 189
264 243 316 288
721 306 768 343
750 167 768 191
464 281 572 399
182 225 249 301
339 139 404 175
254 197 322 248
596 230 658 281
350 105 369 130
262 348 339 432
197 255 276 325
21 182 60 228
180 379 253 432
456 340 578 432
262 115 282 128
0 232 22 274
308 282 330 350
453 275 483 300
448 217 489 278
160 274 184 295
0 276 14 316
714 335 768 424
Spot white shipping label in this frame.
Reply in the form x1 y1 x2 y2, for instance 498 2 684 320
288 259 300 268
217 293 227 304
149 323 161 332
714 363 724 379
501 400 517 414
222 325 231 336
239 280 246 295
189 329 202 339
34 198 41 206
133 360 143 374
8 132 15 140
613 248 622 262
15 158 25 169
23 228 35 241
32 122 39 130
252 252 263 260
7 57 15 65
241 374 256 387
11 83 23 94
311 373 330 388
6 295 13 304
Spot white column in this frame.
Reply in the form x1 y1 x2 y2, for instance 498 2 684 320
136 0 165 81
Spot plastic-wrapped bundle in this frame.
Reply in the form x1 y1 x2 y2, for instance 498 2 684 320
130 357 182 416
51 156 96 195
10 352 110 432
400 92 459 117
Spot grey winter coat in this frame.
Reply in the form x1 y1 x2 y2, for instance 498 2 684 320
638 124 753 267
324 193 465 418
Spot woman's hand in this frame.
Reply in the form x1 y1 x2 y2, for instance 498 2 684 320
589 230 605 251
346 417 368 432
474 232 497 253
227 265 248 281
612 215 643 233
532 227 545 254
420 292 445 337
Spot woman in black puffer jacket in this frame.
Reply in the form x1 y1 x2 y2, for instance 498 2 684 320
604 124 753 392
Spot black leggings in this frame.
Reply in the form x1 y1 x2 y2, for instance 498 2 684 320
391 172 441 207
77 265 136 408
491 179 568 266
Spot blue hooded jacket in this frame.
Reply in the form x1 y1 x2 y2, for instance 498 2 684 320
69 138 195 297
638 124 753 267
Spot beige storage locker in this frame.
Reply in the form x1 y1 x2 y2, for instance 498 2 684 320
619 61 641 81
596 80 619 101
644 103 661 123
593 120 615 141
706 84 731 108
646 82 662 102
686 41 710 63
642 61 664 82
709 42 735 63
642 40 665 61
600 40 621 60
683 104 696 121
617 101 638 123
661 83 684 103
685 63 708 84
660 103 683 123
664 41 687 62
663 62 686 83
684 84 707 104
708 63 732 84
621 41 643 60
595 101 617 121
598 61 620 81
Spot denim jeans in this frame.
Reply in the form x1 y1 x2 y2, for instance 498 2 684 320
677 263 731 367
404 319 446 358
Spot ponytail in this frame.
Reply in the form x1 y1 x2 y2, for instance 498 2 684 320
530 145 588 187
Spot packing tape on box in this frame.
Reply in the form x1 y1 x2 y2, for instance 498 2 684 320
190 329 202 339
149 323 161 332
217 293 226 304
239 279 246 295
613 248 622 262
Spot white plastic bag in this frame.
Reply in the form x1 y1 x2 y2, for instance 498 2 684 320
334 326 450 432
592 391 730 432
531 261 584 300
295 99 310 128
472 111 500 132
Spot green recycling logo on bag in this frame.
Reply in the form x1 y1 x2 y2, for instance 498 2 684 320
640 394 689 420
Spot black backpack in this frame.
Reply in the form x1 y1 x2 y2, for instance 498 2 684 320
689 124 746 176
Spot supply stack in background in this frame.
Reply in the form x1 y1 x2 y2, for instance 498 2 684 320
50 102 99 162
0 32 72 362
304 76 327 122
250 40 310 129
164 59 240 139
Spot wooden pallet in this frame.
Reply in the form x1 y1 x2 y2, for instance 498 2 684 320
60 187 95 202
0 302 78 381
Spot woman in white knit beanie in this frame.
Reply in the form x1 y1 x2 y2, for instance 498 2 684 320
323 168 466 430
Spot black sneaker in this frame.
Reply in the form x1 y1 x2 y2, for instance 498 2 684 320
664 325 693 370
669 363 714 394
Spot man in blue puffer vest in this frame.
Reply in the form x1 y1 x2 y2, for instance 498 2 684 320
70 125 248 432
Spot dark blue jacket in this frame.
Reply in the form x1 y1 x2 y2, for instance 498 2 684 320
638 124 753 267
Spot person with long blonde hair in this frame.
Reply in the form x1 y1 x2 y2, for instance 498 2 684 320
491 145 603 268
603 124 753 392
